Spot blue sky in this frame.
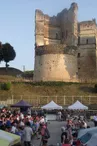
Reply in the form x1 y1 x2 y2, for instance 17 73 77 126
0 0 97 71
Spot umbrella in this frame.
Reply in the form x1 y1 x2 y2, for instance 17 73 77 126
78 127 97 139
78 127 97 145
85 133 97 146
0 130 20 146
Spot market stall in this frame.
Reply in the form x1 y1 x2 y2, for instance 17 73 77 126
41 101 62 120
68 100 88 110
11 100 32 114
41 100 62 110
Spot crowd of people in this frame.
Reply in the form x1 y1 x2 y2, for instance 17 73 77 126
0 107 50 146
60 115 88 146
0 107 97 146
59 110 97 146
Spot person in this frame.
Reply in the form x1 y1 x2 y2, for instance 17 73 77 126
80 120 87 129
40 123 50 146
61 127 69 144
23 121 33 146
93 114 97 127
58 111 62 121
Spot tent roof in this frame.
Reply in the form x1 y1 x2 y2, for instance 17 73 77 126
11 100 32 108
68 100 88 110
0 130 20 146
41 100 62 110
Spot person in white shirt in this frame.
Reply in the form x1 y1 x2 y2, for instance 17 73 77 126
39 116 45 124
23 121 33 146
11 123 17 134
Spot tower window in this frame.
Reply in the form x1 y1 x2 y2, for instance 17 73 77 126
56 33 58 39
86 39 88 44
78 53 80 58
78 37 80 44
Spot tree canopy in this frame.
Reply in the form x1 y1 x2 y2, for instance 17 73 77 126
0 42 16 69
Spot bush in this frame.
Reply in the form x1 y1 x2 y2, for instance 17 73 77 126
1 82 11 90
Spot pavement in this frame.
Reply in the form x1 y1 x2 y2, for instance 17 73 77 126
32 121 64 146
32 120 95 146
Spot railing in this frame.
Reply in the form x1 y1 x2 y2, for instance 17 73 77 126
0 95 97 106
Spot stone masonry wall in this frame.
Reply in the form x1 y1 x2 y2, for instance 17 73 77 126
33 45 78 82
34 3 97 82
78 44 96 80
35 3 78 46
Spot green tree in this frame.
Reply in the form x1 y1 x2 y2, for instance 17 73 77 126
0 42 3 62
2 43 16 69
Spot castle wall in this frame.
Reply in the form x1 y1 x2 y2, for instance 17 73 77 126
78 21 96 45
34 54 78 82
33 45 78 82
56 3 78 46
35 10 44 46
34 3 97 82
78 44 96 80
35 3 78 46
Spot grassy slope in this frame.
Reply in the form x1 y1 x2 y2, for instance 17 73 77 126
0 82 96 97
0 76 97 105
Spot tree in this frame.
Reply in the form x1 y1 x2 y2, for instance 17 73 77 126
0 42 3 62
2 43 16 69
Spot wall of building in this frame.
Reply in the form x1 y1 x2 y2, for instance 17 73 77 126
35 10 44 46
78 20 96 45
57 2 78 46
35 3 78 46
78 20 97 80
34 3 97 82
33 45 78 82
78 44 96 80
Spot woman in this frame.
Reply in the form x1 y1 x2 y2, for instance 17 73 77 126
61 127 70 145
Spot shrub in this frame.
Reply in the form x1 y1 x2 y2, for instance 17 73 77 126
1 82 11 90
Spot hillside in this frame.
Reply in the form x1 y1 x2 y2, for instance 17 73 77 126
0 79 97 106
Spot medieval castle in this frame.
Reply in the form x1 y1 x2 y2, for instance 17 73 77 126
33 3 97 82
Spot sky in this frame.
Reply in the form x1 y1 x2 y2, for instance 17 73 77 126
0 0 97 71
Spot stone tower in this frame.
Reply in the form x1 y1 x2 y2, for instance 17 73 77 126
35 3 78 47
34 3 97 82
70 3 78 46
33 3 78 82
35 10 44 46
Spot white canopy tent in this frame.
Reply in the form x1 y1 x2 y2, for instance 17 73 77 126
68 100 88 110
41 100 62 110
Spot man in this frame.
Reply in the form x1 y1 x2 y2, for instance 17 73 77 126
23 121 33 146
40 123 50 146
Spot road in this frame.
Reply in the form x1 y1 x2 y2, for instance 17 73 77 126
32 121 64 146
32 120 95 146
